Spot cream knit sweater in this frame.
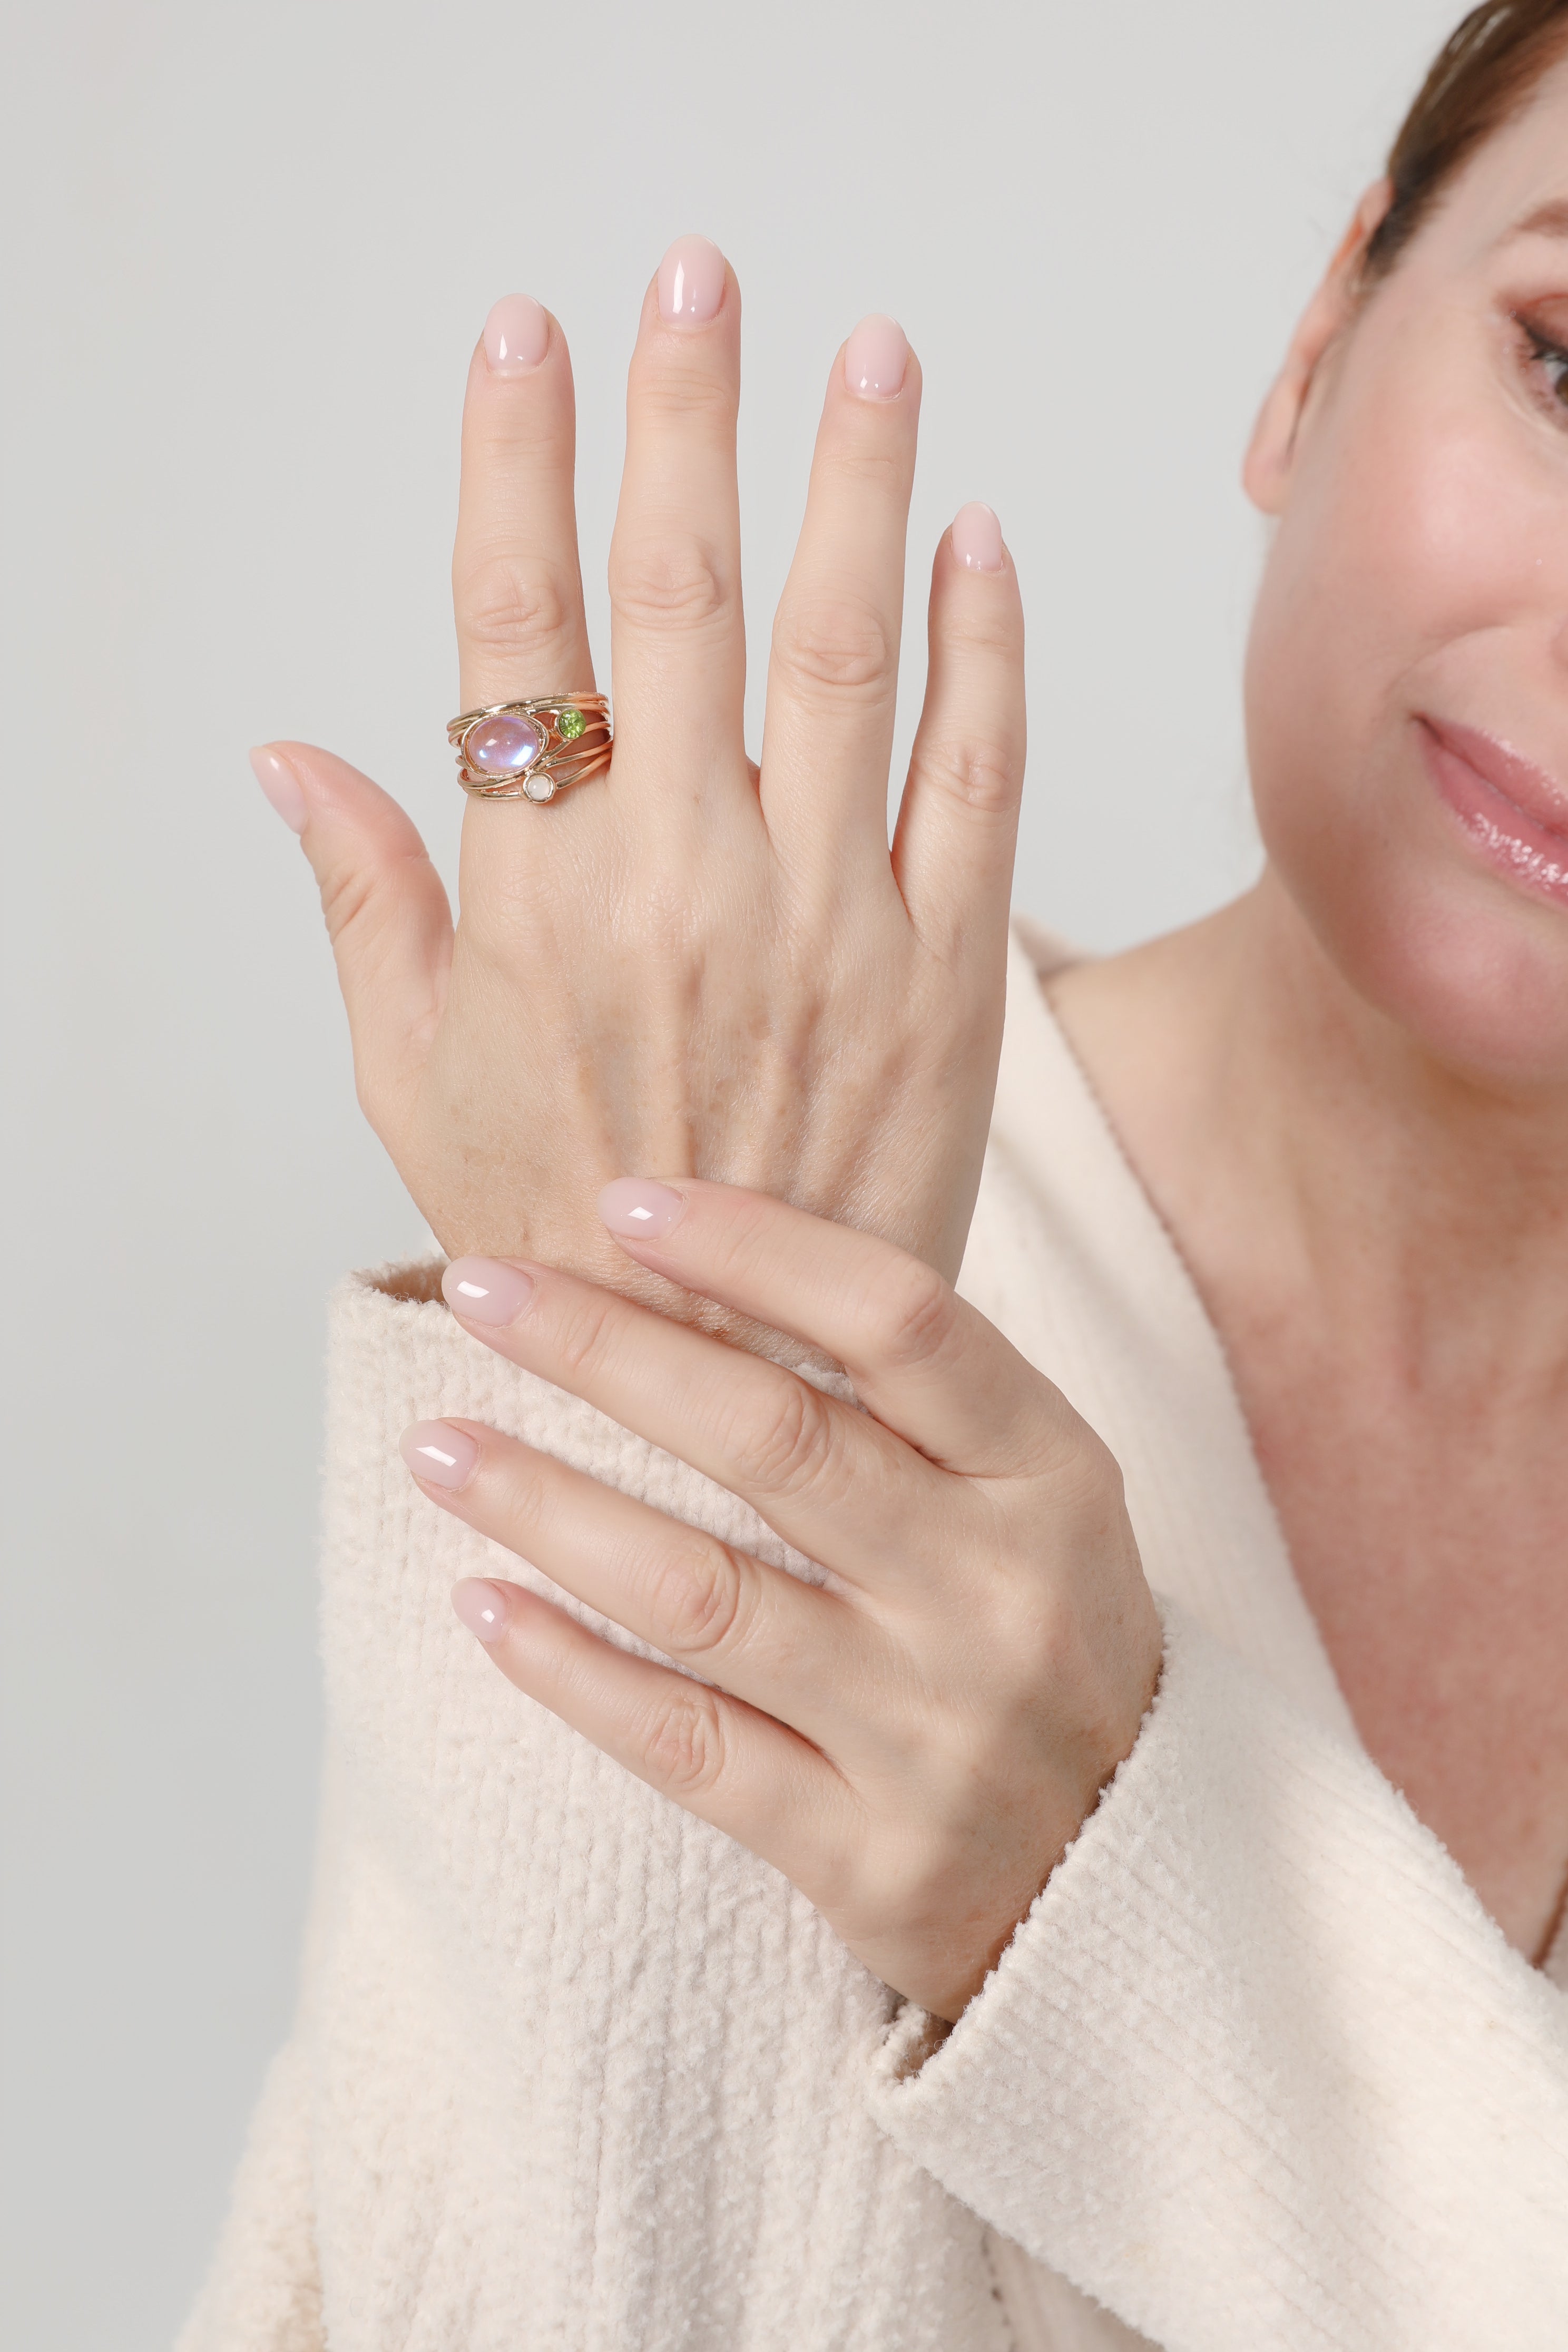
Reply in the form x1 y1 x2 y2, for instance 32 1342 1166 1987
180 927 1568 2352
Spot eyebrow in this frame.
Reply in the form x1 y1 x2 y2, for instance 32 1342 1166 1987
1505 199 1568 244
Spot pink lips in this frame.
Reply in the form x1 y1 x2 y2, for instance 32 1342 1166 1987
1418 714 1568 908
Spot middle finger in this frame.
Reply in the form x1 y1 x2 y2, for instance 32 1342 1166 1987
606 236 748 779
399 1417 884 1754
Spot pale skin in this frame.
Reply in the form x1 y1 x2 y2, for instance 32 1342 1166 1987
1051 68 1568 1967
257 63 1568 2013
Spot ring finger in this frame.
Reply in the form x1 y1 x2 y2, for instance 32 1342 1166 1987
452 292 595 714
760 314 922 872
446 1572 858 1896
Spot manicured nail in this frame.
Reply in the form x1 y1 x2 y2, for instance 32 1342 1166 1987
442 1258 536 1325
452 1578 511 1644
249 746 307 834
400 1420 479 1489
599 1178 688 1241
483 292 550 375
952 501 1004 573
844 314 908 400
657 234 726 325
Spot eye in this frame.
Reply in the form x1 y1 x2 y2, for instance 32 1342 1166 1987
1520 318 1568 415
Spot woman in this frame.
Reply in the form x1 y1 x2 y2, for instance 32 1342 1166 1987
191 4 1568 2346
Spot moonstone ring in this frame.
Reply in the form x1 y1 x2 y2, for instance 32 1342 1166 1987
446 694 612 801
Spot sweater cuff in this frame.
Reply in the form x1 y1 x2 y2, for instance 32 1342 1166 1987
300 1259 1012 2352
867 1598 1568 2351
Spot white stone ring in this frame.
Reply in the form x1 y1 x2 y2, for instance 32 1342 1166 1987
447 694 613 802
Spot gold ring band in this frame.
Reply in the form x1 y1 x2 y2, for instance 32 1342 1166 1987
446 694 612 801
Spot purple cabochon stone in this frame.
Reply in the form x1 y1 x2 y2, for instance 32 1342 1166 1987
466 714 543 775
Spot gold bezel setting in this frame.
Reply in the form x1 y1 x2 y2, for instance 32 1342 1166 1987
446 694 613 801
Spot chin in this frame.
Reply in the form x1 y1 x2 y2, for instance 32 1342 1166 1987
1275 826 1568 1092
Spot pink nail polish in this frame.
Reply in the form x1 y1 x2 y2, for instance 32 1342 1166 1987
599 1178 688 1241
951 501 1005 574
400 1420 479 1489
442 1259 535 1325
844 315 908 400
483 292 550 375
452 1578 511 1644
249 746 307 834
657 235 726 325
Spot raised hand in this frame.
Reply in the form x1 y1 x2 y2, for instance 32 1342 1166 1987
251 237 1025 1309
399 1179 1164 2023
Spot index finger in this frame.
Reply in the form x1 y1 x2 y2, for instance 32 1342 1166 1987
598 1178 1073 1479
437 1243 938 1590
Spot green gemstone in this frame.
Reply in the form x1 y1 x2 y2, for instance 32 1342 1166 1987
557 707 587 741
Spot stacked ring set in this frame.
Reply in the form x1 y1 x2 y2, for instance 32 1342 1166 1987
447 694 612 801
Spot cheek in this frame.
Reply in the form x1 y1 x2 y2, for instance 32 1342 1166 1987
1249 383 1518 790
1244 373 1568 1080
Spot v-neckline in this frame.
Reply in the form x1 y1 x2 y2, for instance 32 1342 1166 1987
988 921 1568 1989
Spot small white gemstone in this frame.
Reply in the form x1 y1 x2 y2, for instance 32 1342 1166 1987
523 771 556 802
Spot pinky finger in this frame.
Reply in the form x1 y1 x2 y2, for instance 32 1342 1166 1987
452 1577 857 1890
890 504 1025 961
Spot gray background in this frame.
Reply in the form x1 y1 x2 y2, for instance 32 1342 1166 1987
4 1 1458 2340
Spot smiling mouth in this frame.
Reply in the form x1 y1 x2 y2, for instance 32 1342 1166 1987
1417 714 1568 908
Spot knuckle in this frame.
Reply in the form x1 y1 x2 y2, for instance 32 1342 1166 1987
453 551 576 663
607 533 732 632
729 1377 842 1501
860 1256 956 1371
629 357 737 434
940 590 1024 661
1052 1421 1128 1516
913 734 1022 820
643 1686 728 1800
547 1289 621 1386
317 857 378 951
649 1535 748 1661
501 1449 559 1531
822 439 909 498
770 591 896 699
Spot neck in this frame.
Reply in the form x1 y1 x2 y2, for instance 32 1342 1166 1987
1056 869 1568 1386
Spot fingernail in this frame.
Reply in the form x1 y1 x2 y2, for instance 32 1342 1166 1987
657 234 726 325
400 1420 479 1489
599 1178 688 1241
951 501 1005 574
483 292 550 375
249 746 307 834
844 314 908 400
452 1578 511 1644
442 1258 536 1325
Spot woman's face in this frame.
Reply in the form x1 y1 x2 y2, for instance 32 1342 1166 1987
1245 55 1568 1088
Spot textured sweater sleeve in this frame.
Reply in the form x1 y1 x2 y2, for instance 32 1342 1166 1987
868 1595 1568 2352
177 1262 1012 2352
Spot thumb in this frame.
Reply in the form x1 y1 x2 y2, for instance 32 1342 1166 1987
250 741 453 1127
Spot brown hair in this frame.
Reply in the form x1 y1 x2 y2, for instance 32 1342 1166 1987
1365 0 1568 279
